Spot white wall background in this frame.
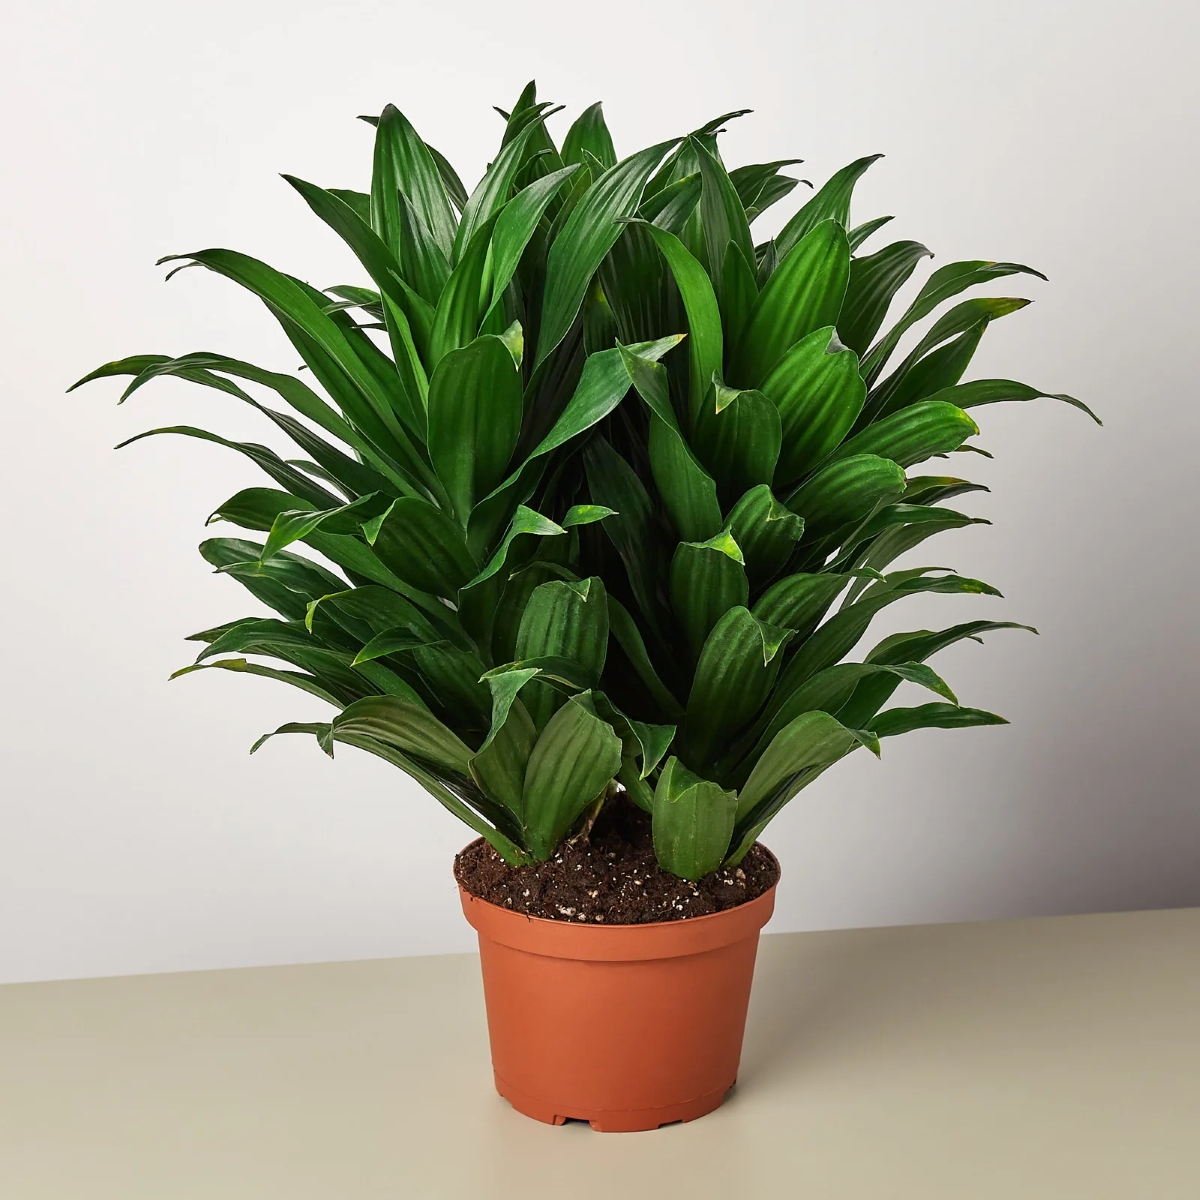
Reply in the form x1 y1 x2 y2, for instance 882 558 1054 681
2 0 1197 984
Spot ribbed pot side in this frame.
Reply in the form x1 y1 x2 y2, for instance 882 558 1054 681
458 848 777 1133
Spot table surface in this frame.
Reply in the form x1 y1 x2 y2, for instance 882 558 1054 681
2 907 1197 1199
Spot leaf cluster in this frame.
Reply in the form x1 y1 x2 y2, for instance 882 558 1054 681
76 83 1095 878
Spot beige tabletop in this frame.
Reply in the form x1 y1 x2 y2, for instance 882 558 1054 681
2 907 1197 1199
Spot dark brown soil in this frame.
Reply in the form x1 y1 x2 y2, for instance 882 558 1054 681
454 796 779 924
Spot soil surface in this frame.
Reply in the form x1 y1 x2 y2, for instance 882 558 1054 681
454 796 779 924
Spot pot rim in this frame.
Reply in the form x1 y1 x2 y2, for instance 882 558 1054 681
456 841 779 961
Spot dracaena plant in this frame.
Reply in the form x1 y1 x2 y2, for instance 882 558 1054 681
75 83 1095 882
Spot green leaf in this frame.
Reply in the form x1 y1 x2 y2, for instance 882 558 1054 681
536 139 677 367
370 104 457 262
584 437 663 634
761 326 867 486
282 175 430 431
365 497 478 598
427 213 499 367
201 538 341 621
847 215 894 252
482 165 581 321
681 606 792 768
774 155 883 259
170 657 345 709
454 121 543 260
115 425 341 510
729 160 805 223
155 248 434 492
724 484 804 587
769 571 1003 712
561 102 617 170
426 145 468 212
351 627 432 666
670 531 750 659
330 695 473 774
427 335 523 524
835 620 1037 728
752 571 853 636
727 660 957 784
869 703 1008 737
923 379 1101 424
730 219 851 388
731 709 874 839
692 137 755 304
691 379 782 504
638 222 724 423
620 345 721 542
259 493 388 564
519 692 623 858
720 242 759 352
831 401 978 469
652 757 738 880
331 726 530 865
606 595 685 721
469 698 537 814
514 577 610 729
838 240 932 356
786 454 907 541
862 259 1047 385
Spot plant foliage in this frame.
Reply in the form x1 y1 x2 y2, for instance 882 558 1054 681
76 84 1097 879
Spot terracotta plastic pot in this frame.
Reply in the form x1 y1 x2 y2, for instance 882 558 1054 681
458 848 777 1132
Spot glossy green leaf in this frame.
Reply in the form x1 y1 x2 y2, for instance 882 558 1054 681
330 695 472 774
869 703 1008 737
520 693 623 858
730 709 874 842
561 102 617 170
835 621 1037 728
729 160 805 223
639 222 723 421
786 454 907 541
724 484 804 587
691 379 782 504
606 595 685 720
115 424 341 510
923 379 1101 424
469 697 537 813
847 215 894 252
365 497 478 598
775 155 882 259
831 401 978 469
670 531 750 658
652 757 738 880
693 137 755 302
536 139 677 367
514 577 609 729
681 606 792 768
862 259 1047 384
752 572 852 636
427 336 523 524
371 104 457 261
838 240 932 356
761 326 867 486
483 165 580 321
171 657 345 709
730 219 851 388
620 345 722 542
584 437 663 634
770 571 1002 712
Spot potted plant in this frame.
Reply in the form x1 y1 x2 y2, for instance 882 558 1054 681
75 82 1095 1132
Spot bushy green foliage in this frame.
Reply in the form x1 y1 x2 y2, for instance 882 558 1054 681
76 84 1096 879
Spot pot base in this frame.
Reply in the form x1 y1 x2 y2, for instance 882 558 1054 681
496 1072 734 1132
